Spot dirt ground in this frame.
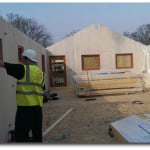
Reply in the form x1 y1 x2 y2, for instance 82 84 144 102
42 88 150 144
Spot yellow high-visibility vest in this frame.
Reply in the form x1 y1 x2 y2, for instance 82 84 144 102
16 64 44 107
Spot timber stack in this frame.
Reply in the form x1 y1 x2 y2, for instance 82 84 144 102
73 70 145 96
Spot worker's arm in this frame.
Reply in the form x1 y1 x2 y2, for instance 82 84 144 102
0 60 25 80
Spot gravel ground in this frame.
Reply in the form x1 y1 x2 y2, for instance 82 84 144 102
42 88 150 144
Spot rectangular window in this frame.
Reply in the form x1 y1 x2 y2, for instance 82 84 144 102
18 46 24 63
116 53 133 69
82 55 100 70
0 39 3 61
41 54 45 72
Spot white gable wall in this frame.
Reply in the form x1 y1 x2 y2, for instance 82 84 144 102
47 24 148 86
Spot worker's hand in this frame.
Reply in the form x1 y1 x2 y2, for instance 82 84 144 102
0 60 4 67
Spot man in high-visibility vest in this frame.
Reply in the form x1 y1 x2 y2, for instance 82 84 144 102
0 49 45 142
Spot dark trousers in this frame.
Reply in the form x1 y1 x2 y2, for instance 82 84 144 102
14 106 43 142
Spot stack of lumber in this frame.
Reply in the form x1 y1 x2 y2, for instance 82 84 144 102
73 70 145 96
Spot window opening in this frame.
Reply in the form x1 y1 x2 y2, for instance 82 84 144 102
82 54 100 70
18 46 24 63
116 53 133 69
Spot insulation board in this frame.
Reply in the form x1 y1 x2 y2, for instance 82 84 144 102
109 114 150 143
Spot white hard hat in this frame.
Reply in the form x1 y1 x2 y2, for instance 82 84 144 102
22 49 37 63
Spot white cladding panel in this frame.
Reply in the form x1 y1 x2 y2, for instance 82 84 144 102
0 18 48 142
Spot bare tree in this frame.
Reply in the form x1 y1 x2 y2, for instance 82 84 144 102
5 13 53 47
124 24 150 45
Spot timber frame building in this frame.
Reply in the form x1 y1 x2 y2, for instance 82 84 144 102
1 17 150 142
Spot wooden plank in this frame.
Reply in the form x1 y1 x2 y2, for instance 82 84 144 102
77 88 143 96
110 115 150 143
73 73 143 81
90 74 143 81
77 78 141 85
43 108 73 137
77 78 142 84
77 79 143 88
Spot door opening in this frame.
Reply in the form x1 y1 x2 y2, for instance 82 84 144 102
49 56 66 87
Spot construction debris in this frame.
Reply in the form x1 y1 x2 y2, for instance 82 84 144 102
43 92 59 102
132 100 144 104
73 70 145 96
55 132 70 140
85 98 96 101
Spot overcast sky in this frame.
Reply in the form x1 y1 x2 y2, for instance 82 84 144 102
0 2 150 43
